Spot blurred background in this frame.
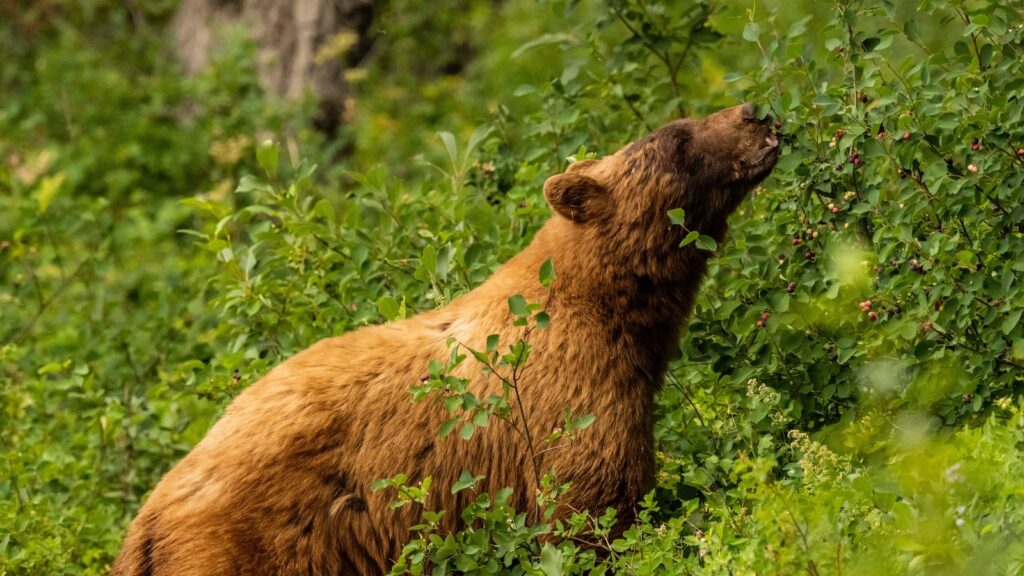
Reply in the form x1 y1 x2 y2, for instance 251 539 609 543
2 0 1024 573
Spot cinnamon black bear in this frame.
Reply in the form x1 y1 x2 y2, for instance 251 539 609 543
113 103 778 575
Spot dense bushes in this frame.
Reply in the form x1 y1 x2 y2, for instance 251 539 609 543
2 0 1023 574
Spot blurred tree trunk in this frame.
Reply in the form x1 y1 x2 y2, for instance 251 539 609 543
171 0 375 136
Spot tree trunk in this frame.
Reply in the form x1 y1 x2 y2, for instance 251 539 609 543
171 0 374 136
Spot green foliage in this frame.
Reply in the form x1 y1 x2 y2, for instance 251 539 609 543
3 0 1024 573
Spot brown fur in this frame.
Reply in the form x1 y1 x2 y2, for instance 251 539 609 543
112 104 778 575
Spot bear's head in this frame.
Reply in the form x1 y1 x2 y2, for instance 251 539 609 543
543 103 778 278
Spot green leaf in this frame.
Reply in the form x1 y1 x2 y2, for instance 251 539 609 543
460 422 475 440
539 258 556 287
667 207 686 226
539 543 563 576
437 131 459 170
695 235 717 252
236 175 274 195
534 311 550 329
1002 309 1022 335
742 22 760 42
508 294 529 316
572 414 596 430
451 470 483 494
679 230 699 247
511 32 578 59
438 418 458 438
486 334 499 352
36 173 64 214
377 295 401 321
256 139 279 174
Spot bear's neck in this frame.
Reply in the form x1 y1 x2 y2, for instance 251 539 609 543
494 219 721 392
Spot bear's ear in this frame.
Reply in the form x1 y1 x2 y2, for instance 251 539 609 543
543 172 610 224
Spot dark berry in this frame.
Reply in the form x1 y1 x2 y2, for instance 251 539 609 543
805 251 816 261
787 282 797 293
836 129 845 138
867 311 878 321
756 320 765 328
792 237 802 246
853 157 862 166
419 374 430 382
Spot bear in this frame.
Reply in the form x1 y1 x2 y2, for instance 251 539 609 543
112 103 778 575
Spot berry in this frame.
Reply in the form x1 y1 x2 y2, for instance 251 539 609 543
787 281 797 293
868 311 878 322
1017 148 1024 157
831 206 840 214
903 131 911 141
971 143 981 151
922 320 933 332
792 237 802 246
967 163 979 173
756 320 765 328
853 157 862 166
804 250 816 261
775 122 782 130
761 312 771 321
910 258 919 267
836 129 845 138
419 374 430 382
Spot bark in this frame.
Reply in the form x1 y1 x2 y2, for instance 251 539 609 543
171 0 374 135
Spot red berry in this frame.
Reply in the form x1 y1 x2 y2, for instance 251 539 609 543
836 129 845 138
787 282 797 293
761 312 771 321
868 311 877 321
775 122 782 130
903 131 911 141
1017 148 1024 157
756 320 765 328
853 157 862 166
922 320 933 332
831 206 840 214
792 237 802 246
419 374 430 382
804 251 816 261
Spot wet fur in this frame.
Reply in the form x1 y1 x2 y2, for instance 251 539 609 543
112 104 777 575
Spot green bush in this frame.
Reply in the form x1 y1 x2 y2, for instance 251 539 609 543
2 0 1024 574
